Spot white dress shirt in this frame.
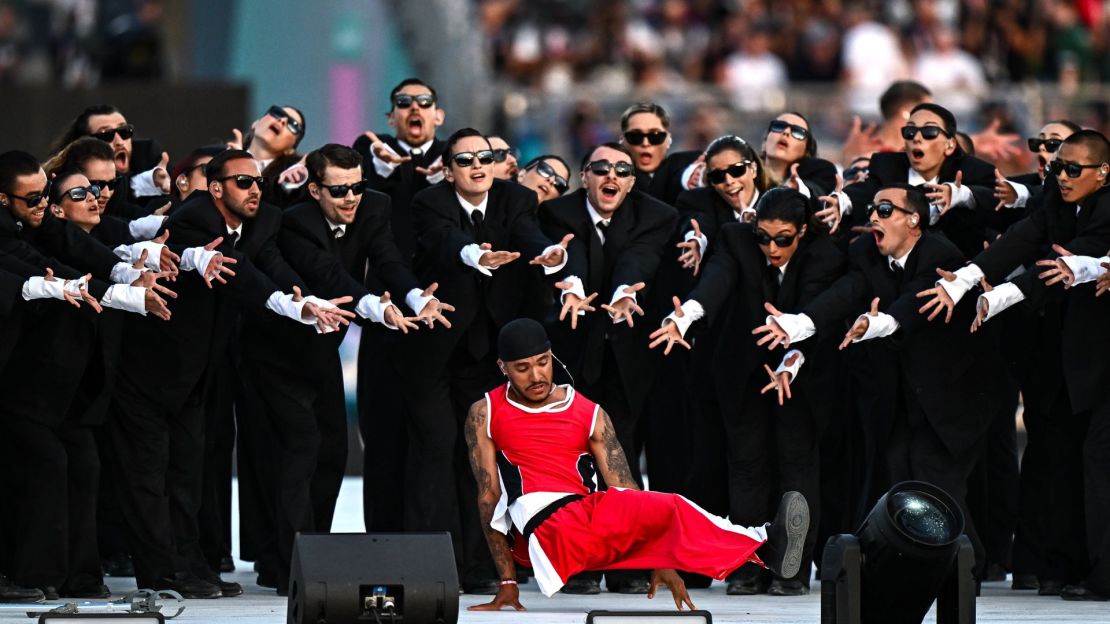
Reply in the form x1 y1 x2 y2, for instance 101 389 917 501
559 199 633 323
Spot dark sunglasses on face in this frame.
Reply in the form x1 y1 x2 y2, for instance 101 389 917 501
768 120 809 141
1028 138 1064 153
7 180 51 207
866 202 914 219
900 125 949 141
1048 160 1103 178
60 185 101 202
451 150 496 168
266 106 304 136
756 231 798 247
393 94 436 110
843 164 869 180
492 148 519 163
91 124 135 143
707 161 752 185
217 175 265 190
317 180 371 198
87 175 123 191
587 160 635 178
623 130 668 146
534 161 569 194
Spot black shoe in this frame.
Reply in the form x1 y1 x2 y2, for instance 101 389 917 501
1060 584 1109 601
560 578 601 594
611 577 651 594
256 571 278 590
761 491 810 579
41 587 59 601
726 576 770 595
155 574 222 599
59 584 110 599
207 576 243 597
1012 574 1038 590
678 571 713 589
219 557 235 573
0 575 45 603
1038 579 1065 596
460 579 500 595
101 553 135 577
983 562 1007 582
768 578 809 596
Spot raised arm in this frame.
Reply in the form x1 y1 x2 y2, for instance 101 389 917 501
589 407 640 490
464 399 525 612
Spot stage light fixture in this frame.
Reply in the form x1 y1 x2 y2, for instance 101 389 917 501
587 611 712 623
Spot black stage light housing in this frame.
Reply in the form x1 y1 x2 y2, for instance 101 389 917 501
821 481 976 624
586 611 712 623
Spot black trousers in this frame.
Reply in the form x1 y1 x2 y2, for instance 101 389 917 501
641 350 695 494
239 351 347 586
3 417 100 591
1082 396 1110 594
967 387 1019 571
1041 386 1089 584
358 325 406 531
197 354 237 571
401 340 501 586
108 377 212 588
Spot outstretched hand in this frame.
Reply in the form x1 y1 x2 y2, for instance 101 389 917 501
916 268 958 323
467 583 525 612
648 569 695 611
647 297 693 355
751 302 791 350
675 219 703 275
840 297 880 350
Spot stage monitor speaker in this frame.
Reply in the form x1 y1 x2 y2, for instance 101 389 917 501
587 611 713 623
38 616 164 623
288 532 458 624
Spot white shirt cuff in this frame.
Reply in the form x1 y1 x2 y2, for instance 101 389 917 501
265 291 313 325
978 282 1025 323
22 275 66 301
945 182 974 208
1061 255 1109 285
110 262 146 285
100 284 147 314
539 243 569 275
937 264 984 305
855 311 900 342
128 214 167 240
371 144 401 178
460 243 496 276
684 230 708 259
664 299 705 338
403 287 432 316
608 284 637 324
679 161 701 189
837 191 852 217
129 168 162 197
765 312 816 344
775 349 806 381
355 293 401 330
113 241 165 270
179 246 221 277
558 275 588 315
795 180 812 199
423 156 446 184
1004 181 1030 209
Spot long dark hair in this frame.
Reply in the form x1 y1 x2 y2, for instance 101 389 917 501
50 105 122 156
704 135 772 193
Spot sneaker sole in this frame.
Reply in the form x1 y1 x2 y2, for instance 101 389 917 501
778 492 810 579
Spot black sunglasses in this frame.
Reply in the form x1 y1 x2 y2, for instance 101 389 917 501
266 106 304 136
59 185 101 202
1028 138 1064 153
534 161 568 194
87 175 123 191
317 180 371 198
393 94 436 110
623 130 668 146
217 174 264 190
451 150 496 168
7 179 51 207
768 120 809 141
707 161 752 185
843 164 869 180
755 231 798 247
492 148 519 163
91 124 135 143
587 160 635 178
900 125 949 140
1048 160 1103 178
866 202 914 219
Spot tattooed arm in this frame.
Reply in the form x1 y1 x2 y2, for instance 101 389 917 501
464 399 526 612
589 408 640 490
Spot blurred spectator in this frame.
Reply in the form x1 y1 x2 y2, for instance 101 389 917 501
720 22 787 112
0 2 24 84
100 0 164 82
913 25 987 117
841 3 909 114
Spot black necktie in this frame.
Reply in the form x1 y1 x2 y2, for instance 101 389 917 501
470 209 485 240
762 263 780 301
595 221 609 243
410 147 423 159
889 260 904 282
227 231 239 248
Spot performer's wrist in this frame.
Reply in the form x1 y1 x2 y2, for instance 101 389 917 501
499 579 518 585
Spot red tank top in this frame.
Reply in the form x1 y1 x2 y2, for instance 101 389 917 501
486 383 599 506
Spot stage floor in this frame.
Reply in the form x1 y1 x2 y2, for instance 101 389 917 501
32 479 1110 623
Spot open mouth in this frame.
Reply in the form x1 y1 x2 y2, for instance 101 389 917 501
407 117 423 131
538 183 550 196
777 139 790 150
872 228 885 245
268 122 283 135
638 153 653 166
470 171 486 182
910 148 925 161
600 184 619 200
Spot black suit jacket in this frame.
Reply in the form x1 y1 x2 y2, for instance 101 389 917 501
634 150 700 206
972 179 1110 412
119 191 309 410
793 156 839 198
353 133 446 260
802 231 1003 455
845 150 995 258
241 192 423 366
539 189 677 410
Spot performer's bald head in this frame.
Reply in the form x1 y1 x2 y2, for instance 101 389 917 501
497 319 556 405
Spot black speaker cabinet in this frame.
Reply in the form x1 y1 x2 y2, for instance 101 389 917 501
288 532 459 624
